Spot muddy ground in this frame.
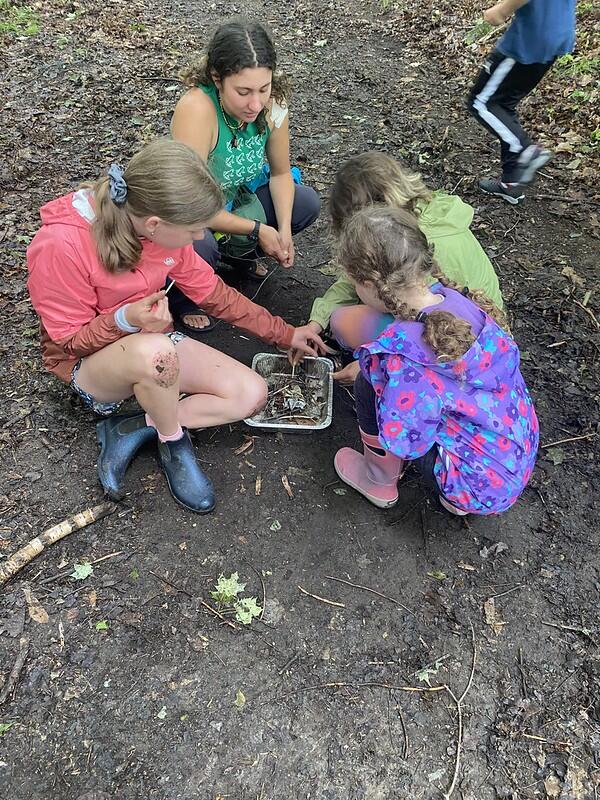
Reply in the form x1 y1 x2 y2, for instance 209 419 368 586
1 1 599 798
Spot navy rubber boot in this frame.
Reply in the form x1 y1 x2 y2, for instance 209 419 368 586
158 431 216 514
96 412 157 500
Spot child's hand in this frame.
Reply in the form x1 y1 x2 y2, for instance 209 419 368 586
333 361 360 385
288 325 334 363
126 291 172 333
484 3 508 25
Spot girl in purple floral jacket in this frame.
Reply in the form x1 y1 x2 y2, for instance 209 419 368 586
333 206 538 515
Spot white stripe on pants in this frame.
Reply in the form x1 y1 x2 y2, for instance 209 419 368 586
472 57 523 154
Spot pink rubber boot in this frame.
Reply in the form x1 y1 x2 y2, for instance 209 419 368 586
334 429 405 508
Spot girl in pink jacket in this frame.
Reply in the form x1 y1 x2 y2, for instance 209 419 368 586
27 138 326 513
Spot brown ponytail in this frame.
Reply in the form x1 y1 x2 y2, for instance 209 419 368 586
86 138 223 273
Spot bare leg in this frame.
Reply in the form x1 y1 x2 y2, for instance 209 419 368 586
74 333 267 430
76 333 180 436
175 337 268 427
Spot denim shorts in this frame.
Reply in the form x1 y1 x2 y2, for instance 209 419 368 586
70 331 186 417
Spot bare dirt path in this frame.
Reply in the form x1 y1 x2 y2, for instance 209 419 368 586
1 1 599 798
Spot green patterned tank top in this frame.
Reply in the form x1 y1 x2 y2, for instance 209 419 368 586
200 83 270 205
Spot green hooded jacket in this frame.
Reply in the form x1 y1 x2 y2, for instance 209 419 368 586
309 192 503 330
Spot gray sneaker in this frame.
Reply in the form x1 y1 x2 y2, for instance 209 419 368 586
479 178 525 205
517 145 552 184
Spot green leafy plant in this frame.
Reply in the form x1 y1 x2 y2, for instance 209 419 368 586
210 573 262 625
0 2 39 36
71 561 94 580
0 722 14 736
95 620 109 631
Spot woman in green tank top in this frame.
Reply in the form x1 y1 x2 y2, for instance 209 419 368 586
170 19 320 336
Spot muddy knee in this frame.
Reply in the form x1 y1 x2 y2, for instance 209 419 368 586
137 335 180 388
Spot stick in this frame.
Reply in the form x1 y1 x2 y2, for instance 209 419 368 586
0 636 30 705
442 622 477 800
297 585 345 608
541 432 597 449
572 300 600 329
267 681 446 705
520 732 572 747
0 503 117 587
325 575 415 617
149 570 193 598
198 599 239 630
38 550 124 586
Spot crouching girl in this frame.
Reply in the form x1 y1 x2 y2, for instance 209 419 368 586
27 139 327 514
332 206 538 516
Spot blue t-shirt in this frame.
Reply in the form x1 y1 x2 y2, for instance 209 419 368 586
497 0 576 64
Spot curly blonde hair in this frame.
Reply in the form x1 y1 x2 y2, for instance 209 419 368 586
181 19 289 133
337 206 507 361
329 152 433 236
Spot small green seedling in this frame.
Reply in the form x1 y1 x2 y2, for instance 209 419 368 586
71 561 94 580
210 573 262 625
0 722 14 736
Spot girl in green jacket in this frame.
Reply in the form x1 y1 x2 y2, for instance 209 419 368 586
306 152 503 383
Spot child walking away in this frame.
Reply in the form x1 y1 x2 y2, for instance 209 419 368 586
333 206 538 515
27 139 327 514
468 0 576 204
305 151 503 385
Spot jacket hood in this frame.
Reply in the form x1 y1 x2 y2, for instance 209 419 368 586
416 192 474 238
362 315 520 395
39 191 93 230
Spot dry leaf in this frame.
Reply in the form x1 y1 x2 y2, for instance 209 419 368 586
543 775 561 798
87 590 97 608
561 265 584 286
457 561 476 571
23 587 49 624
233 436 255 456
255 474 262 496
281 475 294 499
483 597 505 635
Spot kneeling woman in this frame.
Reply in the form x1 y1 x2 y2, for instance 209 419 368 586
27 139 326 514
169 18 321 334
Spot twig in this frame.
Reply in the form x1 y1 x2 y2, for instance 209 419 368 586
391 498 424 525
443 621 477 800
38 550 124 585
267 681 445 705
0 503 117 587
297 585 345 608
541 432 597 449
532 192 600 207
520 732 572 747
242 558 266 621
199 599 239 630
487 584 523 600
278 653 299 675
542 620 597 645
0 636 30 705
325 575 415 617
572 299 600 330
149 570 193 598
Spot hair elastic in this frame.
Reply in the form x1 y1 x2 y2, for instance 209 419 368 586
107 164 128 206
415 311 428 323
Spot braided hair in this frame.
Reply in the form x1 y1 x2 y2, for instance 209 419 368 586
338 206 494 361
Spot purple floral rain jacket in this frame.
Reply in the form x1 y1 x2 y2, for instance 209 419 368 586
358 285 539 515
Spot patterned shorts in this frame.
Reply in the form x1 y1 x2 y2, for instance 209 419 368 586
70 330 187 417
